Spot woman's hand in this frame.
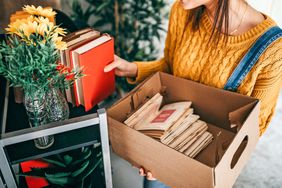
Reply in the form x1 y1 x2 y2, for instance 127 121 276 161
104 55 138 77
139 167 157 181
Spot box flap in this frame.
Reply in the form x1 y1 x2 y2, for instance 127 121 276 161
229 101 259 132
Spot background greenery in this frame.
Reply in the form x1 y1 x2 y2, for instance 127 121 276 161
71 0 168 92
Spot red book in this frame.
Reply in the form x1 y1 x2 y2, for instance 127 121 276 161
72 35 115 111
65 30 101 106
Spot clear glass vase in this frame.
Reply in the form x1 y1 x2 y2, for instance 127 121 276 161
24 89 54 149
47 88 69 122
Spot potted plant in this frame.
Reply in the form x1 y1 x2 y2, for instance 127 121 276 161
0 5 82 149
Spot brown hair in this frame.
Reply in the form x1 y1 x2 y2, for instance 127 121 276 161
188 0 230 43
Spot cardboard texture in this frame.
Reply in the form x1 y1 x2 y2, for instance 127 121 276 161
108 72 260 188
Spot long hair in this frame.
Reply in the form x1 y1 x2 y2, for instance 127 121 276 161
188 0 230 43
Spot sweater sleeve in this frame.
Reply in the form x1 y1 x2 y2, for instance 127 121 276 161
127 1 181 84
251 59 282 136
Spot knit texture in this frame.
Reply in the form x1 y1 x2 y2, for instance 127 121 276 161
127 0 282 136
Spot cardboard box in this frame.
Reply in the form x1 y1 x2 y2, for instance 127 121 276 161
107 72 260 188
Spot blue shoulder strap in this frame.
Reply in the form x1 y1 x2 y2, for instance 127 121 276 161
224 26 282 92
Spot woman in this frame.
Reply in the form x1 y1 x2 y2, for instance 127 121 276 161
105 0 282 187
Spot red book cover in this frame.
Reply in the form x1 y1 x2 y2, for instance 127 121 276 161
20 160 50 188
74 37 115 111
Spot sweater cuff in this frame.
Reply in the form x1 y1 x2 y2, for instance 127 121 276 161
126 61 156 84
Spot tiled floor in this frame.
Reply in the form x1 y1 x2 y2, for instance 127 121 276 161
111 92 282 188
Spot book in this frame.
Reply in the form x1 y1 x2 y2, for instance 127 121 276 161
184 132 213 158
124 93 163 128
62 28 92 43
163 114 201 146
168 119 207 149
160 108 194 140
175 120 208 151
161 112 199 144
134 101 192 139
71 35 115 111
61 29 100 105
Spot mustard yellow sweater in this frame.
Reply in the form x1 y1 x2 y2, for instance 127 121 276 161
128 1 282 136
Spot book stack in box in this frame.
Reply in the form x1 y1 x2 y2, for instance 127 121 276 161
60 28 115 111
124 93 213 158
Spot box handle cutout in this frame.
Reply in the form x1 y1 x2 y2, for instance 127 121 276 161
230 135 248 169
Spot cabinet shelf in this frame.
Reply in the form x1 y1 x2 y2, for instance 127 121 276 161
6 125 100 165
0 77 113 188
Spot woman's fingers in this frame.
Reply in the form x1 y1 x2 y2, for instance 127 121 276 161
104 55 124 72
104 55 137 77
146 172 157 181
104 61 121 72
114 54 120 60
139 168 146 176
114 69 127 77
139 168 157 181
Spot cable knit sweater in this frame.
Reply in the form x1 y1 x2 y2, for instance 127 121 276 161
127 0 282 136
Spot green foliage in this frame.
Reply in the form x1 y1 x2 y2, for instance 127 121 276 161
71 0 168 91
0 32 82 95
19 146 104 187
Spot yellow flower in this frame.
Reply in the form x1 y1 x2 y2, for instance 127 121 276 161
34 16 51 24
33 17 66 36
23 5 56 18
55 40 67 50
20 20 38 37
10 12 30 24
5 16 35 36
54 27 67 36
52 33 67 50
6 5 66 50
6 16 65 39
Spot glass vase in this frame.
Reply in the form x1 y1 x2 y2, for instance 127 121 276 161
47 88 70 122
24 89 54 149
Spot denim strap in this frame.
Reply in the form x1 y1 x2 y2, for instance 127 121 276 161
224 26 282 91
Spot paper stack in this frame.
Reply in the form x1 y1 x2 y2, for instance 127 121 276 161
124 93 213 158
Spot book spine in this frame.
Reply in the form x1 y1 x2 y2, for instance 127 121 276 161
61 50 75 106
72 51 85 106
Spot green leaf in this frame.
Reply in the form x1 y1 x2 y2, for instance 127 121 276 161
71 161 89 177
72 148 92 166
45 171 72 178
46 176 73 186
63 155 73 165
42 158 66 168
